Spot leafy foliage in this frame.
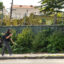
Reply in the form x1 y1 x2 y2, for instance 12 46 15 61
13 28 34 53
0 2 3 9
0 28 64 53
32 29 51 53
47 31 64 53
40 0 64 15
11 29 17 41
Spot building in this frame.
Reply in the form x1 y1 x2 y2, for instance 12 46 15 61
12 5 41 19
0 8 8 19
3 8 9 15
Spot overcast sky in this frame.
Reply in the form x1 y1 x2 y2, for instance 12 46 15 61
0 0 41 9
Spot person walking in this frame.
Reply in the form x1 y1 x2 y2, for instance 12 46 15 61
2 29 14 56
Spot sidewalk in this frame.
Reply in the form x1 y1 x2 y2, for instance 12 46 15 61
0 53 64 59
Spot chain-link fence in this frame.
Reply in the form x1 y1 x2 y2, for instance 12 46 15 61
0 25 64 34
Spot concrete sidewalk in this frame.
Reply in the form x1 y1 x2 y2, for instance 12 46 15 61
0 53 64 59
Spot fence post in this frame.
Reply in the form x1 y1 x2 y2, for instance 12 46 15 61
54 13 57 24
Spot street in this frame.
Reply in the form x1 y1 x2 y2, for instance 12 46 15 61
0 59 64 64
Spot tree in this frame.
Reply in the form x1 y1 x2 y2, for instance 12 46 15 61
0 2 3 25
0 2 3 9
40 0 64 14
40 0 64 24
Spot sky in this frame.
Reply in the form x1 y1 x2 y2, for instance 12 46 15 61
0 0 41 9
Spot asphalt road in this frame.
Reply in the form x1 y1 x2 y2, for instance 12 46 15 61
0 59 64 64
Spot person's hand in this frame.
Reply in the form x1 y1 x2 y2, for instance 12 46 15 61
12 41 17 45
13 42 17 45
9 34 13 37
6 34 13 39
14 43 17 45
12 42 15 45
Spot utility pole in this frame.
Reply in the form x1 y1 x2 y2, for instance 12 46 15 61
10 0 13 21
1 7 3 25
23 10 28 25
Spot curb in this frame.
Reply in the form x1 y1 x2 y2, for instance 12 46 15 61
0 54 64 59
0 56 64 59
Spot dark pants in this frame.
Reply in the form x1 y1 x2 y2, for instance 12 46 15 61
2 40 12 56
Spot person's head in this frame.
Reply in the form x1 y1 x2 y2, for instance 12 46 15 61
6 29 11 34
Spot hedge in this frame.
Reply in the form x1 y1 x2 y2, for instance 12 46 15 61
0 28 64 53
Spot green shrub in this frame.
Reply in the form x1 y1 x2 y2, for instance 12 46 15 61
13 28 34 53
47 31 64 53
11 29 17 52
11 29 17 41
32 29 51 53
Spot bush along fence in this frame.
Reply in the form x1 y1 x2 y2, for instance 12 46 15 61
0 25 64 53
